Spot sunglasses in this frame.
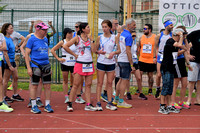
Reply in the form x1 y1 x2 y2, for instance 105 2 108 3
75 26 79 28
114 23 119 25
132 35 136 37
143 28 149 30
183 32 188 35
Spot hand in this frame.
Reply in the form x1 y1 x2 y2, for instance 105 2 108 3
74 54 78 60
153 58 157 64
9 66 15 71
108 52 115 59
88 35 93 41
131 66 136 72
48 21 52 26
189 55 195 61
27 68 32 77
187 64 193 71
31 20 34 25
58 58 65 63
117 25 122 33
97 49 106 55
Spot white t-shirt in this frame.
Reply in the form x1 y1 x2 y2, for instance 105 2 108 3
61 39 76 66
10 31 22 55
97 34 116 65
0 33 5 60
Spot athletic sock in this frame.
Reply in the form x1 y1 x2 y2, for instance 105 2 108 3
156 87 161 90
115 96 119 100
31 99 36 108
13 94 18 96
119 98 124 103
45 100 50 106
104 90 107 95
36 97 40 101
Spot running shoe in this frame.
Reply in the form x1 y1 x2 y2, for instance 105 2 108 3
112 99 119 105
64 95 69 104
36 100 44 107
106 103 117 111
31 105 41 114
12 94 24 102
158 106 169 114
101 93 108 102
117 101 132 108
134 89 140 95
75 96 86 104
7 84 13 91
138 93 148 100
126 92 132 100
44 104 54 113
4 96 13 103
67 102 73 112
167 106 180 113
27 99 32 108
148 89 153 96
155 88 161 99
179 101 190 109
172 103 182 110
3 100 11 107
84 104 97 111
96 102 103 111
0 103 13 112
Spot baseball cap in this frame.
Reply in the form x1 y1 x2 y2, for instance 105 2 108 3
172 28 184 36
36 22 49 30
63 28 74 34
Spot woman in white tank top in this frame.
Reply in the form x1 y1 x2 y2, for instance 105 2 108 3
63 23 97 112
95 20 121 111
51 28 76 104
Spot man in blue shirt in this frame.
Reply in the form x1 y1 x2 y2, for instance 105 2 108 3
25 21 53 114
113 18 136 108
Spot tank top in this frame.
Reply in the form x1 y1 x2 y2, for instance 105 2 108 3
0 33 5 61
61 39 76 66
139 34 156 63
97 34 116 64
158 31 172 53
76 36 92 63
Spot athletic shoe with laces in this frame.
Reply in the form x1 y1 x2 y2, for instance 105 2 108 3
148 89 153 96
126 92 132 100
12 94 24 102
172 103 182 110
64 96 69 104
138 93 148 100
106 103 117 111
44 104 54 113
179 101 190 109
112 99 119 105
31 105 41 114
96 102 103 111
167 106 180 113
36 100 44 107
158 106 169 114
3 100 11 107
75 96 86 104
101 93 108 102
84 104 97 111
117 101 132 108
134 89 140 95
185 101 191 106
155 89 161 99
4 96 13 103
67 102 73 112
27 99 32 108
0 103 13 112
7 85 13 91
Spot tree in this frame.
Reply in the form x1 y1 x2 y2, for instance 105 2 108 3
0 0 7 13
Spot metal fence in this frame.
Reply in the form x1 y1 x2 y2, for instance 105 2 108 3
0 0 160 85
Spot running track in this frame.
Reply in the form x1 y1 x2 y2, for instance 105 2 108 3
0 90 200 133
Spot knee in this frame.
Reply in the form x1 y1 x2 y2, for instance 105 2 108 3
107 81 112 87
13 76 18 81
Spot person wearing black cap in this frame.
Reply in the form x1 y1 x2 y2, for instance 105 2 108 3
51 28 85 105
158 28 189 114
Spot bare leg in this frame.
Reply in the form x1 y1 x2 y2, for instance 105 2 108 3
62 71 69 95
96 70 105 103
0 67 3 101
156 63 162 88
171 78 180 105
84 75 93 103
187 81 195 104
106 71 115 102
180 77 187 102
3 69 12 97
36 79 43 97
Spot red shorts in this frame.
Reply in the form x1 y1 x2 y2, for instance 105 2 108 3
73 62 95 76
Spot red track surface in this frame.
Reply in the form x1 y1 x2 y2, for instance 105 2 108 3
0 90 200 133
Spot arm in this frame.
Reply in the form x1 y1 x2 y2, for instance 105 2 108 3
153 34 160 63
25 48 32 77
3 51 14 71
0 39 7 51
63 37 78 59
137 37 141 57
107 36 121 59
20 34 32 57
126 46 134 71
29 21 34 34
178 49 186 56
88 35 96 53
50 40 65 62
48 21 56 37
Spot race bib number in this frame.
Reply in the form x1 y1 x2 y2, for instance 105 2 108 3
132 54 138 63
82 64 93 72
66 56 75 63
143 44 152 54
172 52 178 64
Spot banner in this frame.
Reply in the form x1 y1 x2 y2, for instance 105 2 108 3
159 0 200 33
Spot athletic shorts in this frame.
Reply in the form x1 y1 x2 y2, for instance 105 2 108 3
188 62 200 82
4 62 16 69
73 62 95 76
0 61 2 67
97 62 115 72
161 70 174 96
133 62 139 70
61 64 74 73
31 67 51 85
157 53 163 64
174 58 187 78
118 62 131 80
138 61 156 72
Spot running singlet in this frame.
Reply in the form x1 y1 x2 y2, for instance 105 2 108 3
76 36 92 63
97 34 116 65
0 33 5 61
139 34 156 63
131 38 138 63
61 39 76 66
4 36 15 63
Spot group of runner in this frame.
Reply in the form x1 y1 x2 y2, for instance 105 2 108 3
0 18 200 114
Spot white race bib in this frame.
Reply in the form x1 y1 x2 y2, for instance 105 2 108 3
143 44 152 54
65 56 75 63
132 54 138 63
172 52 178 64
82 64 93 72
